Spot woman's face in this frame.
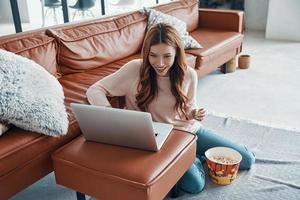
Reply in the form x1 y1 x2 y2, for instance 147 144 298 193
148 43 176 77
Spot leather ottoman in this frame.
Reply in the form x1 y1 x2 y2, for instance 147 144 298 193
52 129 197 200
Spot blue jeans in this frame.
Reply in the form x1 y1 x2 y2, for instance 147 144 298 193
177 127 255 194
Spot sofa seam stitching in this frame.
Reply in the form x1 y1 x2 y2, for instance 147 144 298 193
49 16 147 43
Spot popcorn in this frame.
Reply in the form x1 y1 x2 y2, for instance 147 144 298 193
211 156 238 164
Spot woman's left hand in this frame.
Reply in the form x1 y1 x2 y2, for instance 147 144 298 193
192 108 206 121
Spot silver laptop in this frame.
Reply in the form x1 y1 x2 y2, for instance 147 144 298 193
70 103 173 151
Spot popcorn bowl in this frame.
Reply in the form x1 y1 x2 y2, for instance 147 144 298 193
205 147 242 185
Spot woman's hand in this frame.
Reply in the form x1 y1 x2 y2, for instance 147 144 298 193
192 108 206 121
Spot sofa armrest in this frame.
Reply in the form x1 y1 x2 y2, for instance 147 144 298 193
198 8 244 33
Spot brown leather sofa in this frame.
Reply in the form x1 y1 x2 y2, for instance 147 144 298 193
0 0 244 199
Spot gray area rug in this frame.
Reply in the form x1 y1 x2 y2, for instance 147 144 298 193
12 114 300 200
165 114 300 200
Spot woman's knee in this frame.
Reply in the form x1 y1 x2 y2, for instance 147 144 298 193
178 161 206 194
240 146 256 170
188 175 205 194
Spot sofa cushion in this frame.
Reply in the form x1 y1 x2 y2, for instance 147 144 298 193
187 28 243 57
47 11 148 75
0 124 81 194
0 49 68 137
153 0 199 32
0 31 58 76
186 28 244 70
60 54 141 85
144 8 202 49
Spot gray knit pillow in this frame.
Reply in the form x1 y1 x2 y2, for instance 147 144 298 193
0 49 68 137
144 8 202 49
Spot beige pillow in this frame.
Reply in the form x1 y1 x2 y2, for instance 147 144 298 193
0 123 11 136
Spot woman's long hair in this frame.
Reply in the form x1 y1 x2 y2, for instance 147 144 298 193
136 23 189 119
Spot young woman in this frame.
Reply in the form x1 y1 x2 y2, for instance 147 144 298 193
86 23 255 194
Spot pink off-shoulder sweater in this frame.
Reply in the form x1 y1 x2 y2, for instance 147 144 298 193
86 59 201 133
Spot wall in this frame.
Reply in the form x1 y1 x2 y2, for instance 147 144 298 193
265 0 300 41
244 0 269 31
0 0 30 23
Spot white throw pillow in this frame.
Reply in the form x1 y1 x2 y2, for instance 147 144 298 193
0 49 68 137
144 8 202 49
